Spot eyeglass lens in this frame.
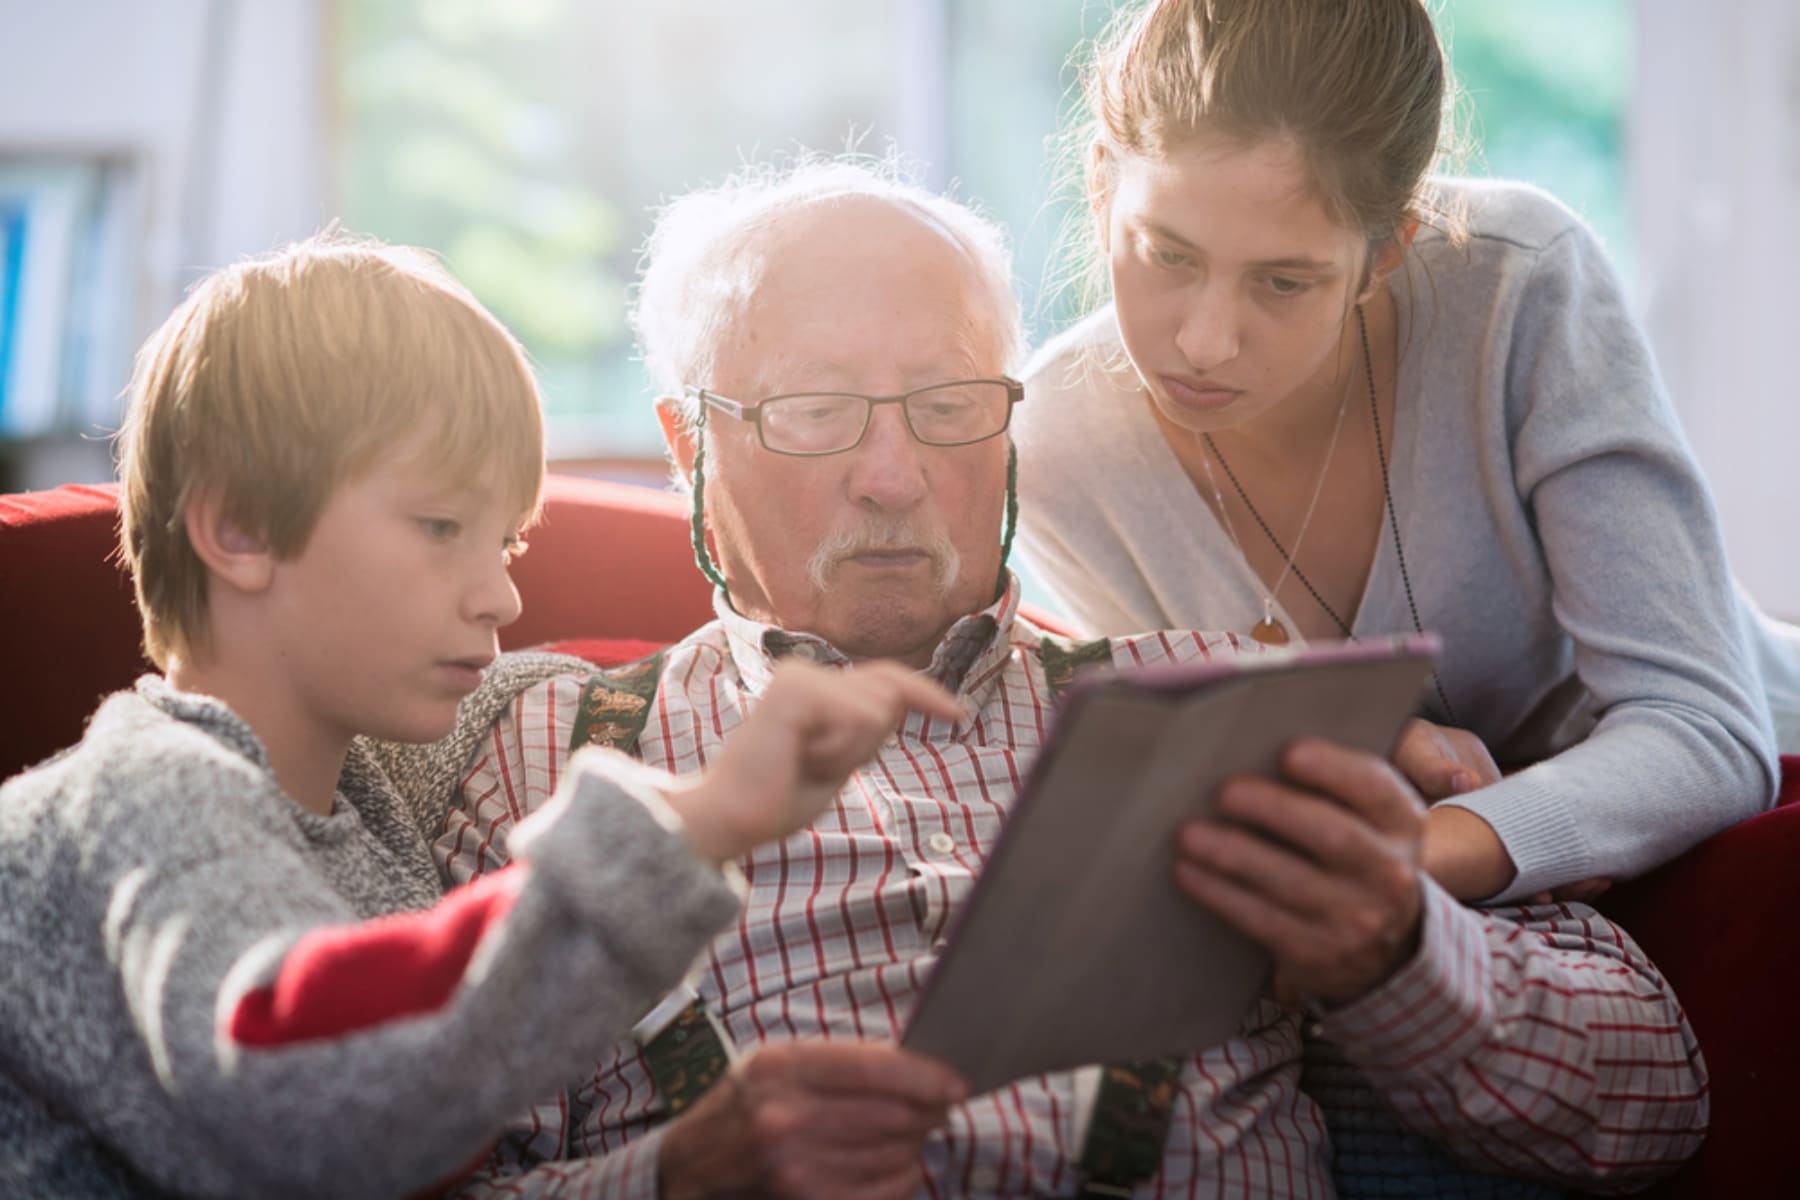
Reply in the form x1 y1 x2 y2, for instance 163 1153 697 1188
759 381 1010 453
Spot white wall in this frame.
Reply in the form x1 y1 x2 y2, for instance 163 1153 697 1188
0 0 328 485
1634 0 1800 618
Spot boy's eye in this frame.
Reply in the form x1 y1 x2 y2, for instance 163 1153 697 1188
417 517 461 540
1264 275 1311 297
503 534 529 562
1152 246 1189 269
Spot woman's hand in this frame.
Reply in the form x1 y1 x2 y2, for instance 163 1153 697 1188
1400 719 1515 899
1391 718 1501 801
1421 804 1517 901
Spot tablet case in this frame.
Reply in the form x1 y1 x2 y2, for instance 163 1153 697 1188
901 635 1438 1096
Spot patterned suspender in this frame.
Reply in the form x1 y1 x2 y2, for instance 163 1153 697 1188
568 650 667 754
567 650 729 1114
568 640 1180 1196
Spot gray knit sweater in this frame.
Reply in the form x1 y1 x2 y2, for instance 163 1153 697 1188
0 673 739 1199
1017 178 1797 902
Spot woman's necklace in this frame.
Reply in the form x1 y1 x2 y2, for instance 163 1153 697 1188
1195 305 1457 722
1194 334 1356 647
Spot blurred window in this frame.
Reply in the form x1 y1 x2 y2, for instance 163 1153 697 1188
335 0 1632 460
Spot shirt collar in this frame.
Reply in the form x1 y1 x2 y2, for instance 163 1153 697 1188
713 573 1024 700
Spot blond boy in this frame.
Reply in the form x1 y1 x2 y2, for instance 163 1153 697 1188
0 233 962 1200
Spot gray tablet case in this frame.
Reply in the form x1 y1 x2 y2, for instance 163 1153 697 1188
901 636 1438 1096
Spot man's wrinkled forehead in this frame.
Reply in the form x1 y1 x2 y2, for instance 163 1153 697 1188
763 188 981 267
716 194 999 396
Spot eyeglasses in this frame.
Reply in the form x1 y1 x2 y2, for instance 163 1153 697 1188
684 377 1024 457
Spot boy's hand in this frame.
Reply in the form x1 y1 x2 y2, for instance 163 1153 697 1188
666 660 963 864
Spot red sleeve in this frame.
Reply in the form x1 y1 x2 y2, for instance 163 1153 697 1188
228 865 526 1047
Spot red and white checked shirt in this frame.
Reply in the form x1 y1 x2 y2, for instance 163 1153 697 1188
437 585 1707 1199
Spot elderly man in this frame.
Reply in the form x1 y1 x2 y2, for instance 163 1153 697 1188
389 159 1706 1199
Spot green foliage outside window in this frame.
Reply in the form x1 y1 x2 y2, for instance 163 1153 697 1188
1438 0 1633 272
338 0 1631 456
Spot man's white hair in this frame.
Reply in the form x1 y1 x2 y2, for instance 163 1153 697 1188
630 151 1024 425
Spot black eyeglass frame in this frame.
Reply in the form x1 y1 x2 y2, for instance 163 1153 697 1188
683 377 1024 457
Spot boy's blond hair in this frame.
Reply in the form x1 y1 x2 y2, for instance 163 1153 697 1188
116 230 545 670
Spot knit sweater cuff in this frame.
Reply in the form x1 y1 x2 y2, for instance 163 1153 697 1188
511 747 744 983
1436 770 1594 903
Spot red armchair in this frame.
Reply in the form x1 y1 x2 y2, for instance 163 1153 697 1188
3 474 1796 1199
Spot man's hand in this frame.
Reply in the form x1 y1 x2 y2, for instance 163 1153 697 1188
667 660 963 864
1173 739 1427 1008
657 1041 965 1199
1392 718 1500 801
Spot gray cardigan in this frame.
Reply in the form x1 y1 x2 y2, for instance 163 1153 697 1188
0 673 738 1199
1017 178 1798 902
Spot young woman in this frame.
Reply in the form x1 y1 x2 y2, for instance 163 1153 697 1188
1015 0 1800 903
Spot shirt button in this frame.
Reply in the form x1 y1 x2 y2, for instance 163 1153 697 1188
927 832 956 857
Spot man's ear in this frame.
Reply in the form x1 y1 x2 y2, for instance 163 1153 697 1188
183 489 275 595
656 396 697 486
1357 221 1420 303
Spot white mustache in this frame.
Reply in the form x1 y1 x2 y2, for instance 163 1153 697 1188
806 517 961 595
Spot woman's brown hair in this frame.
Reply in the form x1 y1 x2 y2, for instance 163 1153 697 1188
1061 0 1466 310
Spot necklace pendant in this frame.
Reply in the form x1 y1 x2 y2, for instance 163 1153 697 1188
1250 616 1291 646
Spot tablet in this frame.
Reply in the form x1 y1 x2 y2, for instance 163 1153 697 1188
900 635 1438 1097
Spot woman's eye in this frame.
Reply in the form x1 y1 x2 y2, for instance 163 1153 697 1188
1153 247 1189 268
1264 275 1310 297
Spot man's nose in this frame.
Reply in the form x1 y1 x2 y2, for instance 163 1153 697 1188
846 404 929 511
1176 283 1241 372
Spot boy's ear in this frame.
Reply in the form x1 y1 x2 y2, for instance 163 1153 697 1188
183 489 275 595
655 396 697 486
